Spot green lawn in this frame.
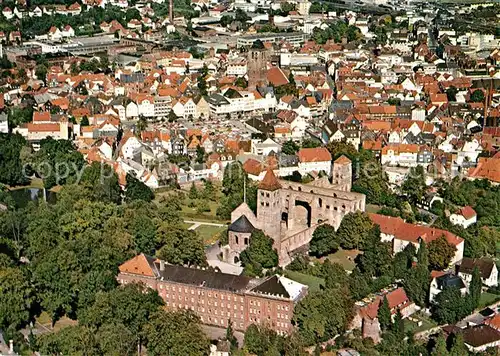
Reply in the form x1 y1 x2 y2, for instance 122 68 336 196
284 270 325 292
313 249 361 272
404 313 438 333
194 225 226 245
479 292 500 308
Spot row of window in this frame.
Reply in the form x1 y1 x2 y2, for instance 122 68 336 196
158 284 244 302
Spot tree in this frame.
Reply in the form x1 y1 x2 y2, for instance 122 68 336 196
431 334 449 356
449 332 467 356
78 162 122 204
125 8 140 22
80 115 90 126
156 225 207 266
220 14 234 27
144 310 209 356
96 323 136 356
195 145 205 164
235 8 250 22
323 260 349 289
446 86 458 102
235 77 248 88
336 212 373 250
470 89 485 103
240 230 278 276
357 225 392 277
202 179 215 200
225 319 238 350
244 324 280 355
469 266 482 311
125 173 154 202
377 296 391 331
309 224 338 257
35 64 48 81
392 309 404 337
428 236 456 271
293 289 354 345
189 182 198 199
432 286 468 324
401 166 426 205
0 267 35 331
136 116 148 134
282 140 300 155
32 138 85 188
0 133 29 186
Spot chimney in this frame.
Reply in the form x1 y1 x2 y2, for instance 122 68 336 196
160 260 165 272
169 0 173 24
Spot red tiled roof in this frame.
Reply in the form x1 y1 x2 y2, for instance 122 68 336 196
33 111 51 122
119 253 155 277
334 155 351 165
457 206 476 220
297 147 332 163
267 67 289 87
258 169 281 191
369 213 463 246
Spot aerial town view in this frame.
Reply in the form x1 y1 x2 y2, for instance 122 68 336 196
0 0 499 353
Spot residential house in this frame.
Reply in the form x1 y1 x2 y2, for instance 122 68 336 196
370 213 464 266
429 273 467 303
449 206 477 228
0 112 8 133
351 287 418 344
297 147 332 177
458 257 498 288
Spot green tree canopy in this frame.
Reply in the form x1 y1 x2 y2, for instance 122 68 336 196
293 288 354 345
428 236 456 271
336 212 373 250
309 224 338 257
125 173 154 202
240 230 278 276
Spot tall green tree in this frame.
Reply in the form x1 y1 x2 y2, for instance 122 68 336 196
377 296 391 331
144 310 209 356
336 211 373 250
431 334 449 356
401 166 426 205
470 89 485 103
469 266 482 311
0 267 35 331
357 225 393 277
428 236 456 271
309 224 338 257
449 332 467 356
240 230 278 276
125 173 154 202
293 288 354 345
0 133 29 186
77 162 122 204
432 286 468 324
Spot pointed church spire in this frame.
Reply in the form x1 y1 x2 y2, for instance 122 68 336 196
258 169 281 191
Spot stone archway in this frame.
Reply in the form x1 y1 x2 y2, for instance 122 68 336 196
293 200 312 228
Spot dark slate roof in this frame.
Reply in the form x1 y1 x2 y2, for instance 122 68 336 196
228 215 255 233
250 275 290 298
436 274 465 290
154 262 252 292
458 258 495 279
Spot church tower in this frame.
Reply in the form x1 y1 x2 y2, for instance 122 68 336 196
332 155 352 191
256 169 282 241
247 47 269 90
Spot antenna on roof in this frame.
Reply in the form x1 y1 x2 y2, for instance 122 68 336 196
243 173 247 204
